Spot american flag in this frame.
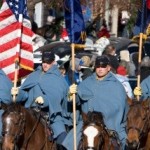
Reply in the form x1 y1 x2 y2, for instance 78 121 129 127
0 0 34 81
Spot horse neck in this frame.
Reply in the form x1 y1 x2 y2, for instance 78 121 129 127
102 129 111 148
24 109 41 137
101 129 120 150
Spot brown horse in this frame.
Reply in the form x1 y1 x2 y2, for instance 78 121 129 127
1 103 57 150
78 111 121 150
126 98 150 149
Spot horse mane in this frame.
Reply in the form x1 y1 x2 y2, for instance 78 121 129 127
84 111 104 126
130 100 141 106
2 102 41 121
2 102 22 116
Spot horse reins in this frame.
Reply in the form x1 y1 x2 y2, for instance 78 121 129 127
23 110 41 149
23 109 55 150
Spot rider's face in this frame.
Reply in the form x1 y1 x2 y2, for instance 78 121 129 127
42 61 54 72
95 65 111 79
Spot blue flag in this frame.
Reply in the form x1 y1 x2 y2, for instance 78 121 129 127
133 1 150 35
64 0 86 44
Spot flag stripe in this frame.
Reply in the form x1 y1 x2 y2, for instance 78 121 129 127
1 56 16 68
20 49 34 62
0 4 12 21
0 22 19 36
0 30 19 45
0 49 17 63
0 38 18 52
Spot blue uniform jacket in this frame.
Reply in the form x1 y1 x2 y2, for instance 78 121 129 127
63 72 128 149
141 75 150 100
0 69 12 103
16 65 69 138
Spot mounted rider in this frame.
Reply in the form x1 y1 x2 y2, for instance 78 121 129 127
62 55 129 150
11 51 69 147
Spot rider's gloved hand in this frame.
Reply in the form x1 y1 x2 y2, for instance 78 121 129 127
68 84 77 101
35 96 44 104
11 87 19 95
134 87 142 96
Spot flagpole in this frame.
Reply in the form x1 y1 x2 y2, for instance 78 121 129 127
71 43 77 150
70 0 77 149
13 14 23 102
137 0 145 100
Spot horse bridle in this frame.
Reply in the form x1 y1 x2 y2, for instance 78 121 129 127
2 111 25 143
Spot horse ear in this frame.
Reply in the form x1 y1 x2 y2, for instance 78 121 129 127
82 112 88 122
0 102 8 110
127 96 133 106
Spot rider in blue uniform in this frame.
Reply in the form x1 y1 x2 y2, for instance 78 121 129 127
12 51 69 147
63 55 129 150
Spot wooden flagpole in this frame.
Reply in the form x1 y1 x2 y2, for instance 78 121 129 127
70 0 77 148
13 61 19 102
71 43 77 150
137 33 143 101
12 14 23 102
136 0 145 101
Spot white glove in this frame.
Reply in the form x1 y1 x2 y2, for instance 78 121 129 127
69 84 77 94
35 96 44 104
68 84 77 101
11 87 19 95
134 87 142 96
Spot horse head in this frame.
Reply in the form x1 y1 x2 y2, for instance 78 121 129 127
1 103 57 150
2 103 25 150
126 98 150 149
78 111 105 150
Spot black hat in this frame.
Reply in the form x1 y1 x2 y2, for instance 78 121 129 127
95 55 110 67
42 51 55 63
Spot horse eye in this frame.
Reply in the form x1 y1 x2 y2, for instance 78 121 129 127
15 122 20 125
2 131 6 136
142 117 146 120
